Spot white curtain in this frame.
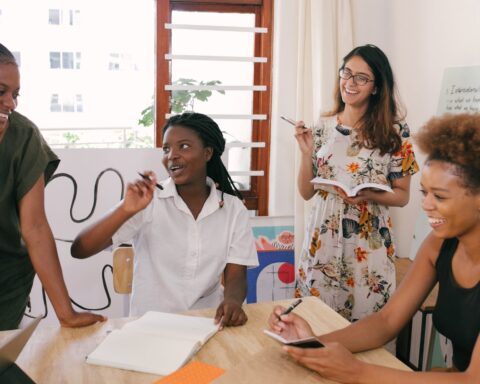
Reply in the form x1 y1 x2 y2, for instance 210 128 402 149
293 0 354 262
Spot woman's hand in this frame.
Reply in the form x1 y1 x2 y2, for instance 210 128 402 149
294 121 314 156
334 187 370 205
214 299 247 329
59 310 106 328
267 306 315 341
122 171 157 214
284 342 366 384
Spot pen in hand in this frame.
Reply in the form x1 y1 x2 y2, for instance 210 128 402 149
137 172 163 190
280 116 307 129
277 298 303 321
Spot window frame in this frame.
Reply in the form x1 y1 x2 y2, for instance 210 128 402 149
156 0 273 215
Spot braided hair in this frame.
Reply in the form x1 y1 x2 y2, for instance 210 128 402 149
0 43 17 65
162 112 243 204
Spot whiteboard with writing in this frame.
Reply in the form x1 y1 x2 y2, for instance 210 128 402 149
409 65 480 260
437 66 480 114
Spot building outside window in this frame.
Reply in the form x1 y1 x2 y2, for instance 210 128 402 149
50 93 83 113
48 8 80 26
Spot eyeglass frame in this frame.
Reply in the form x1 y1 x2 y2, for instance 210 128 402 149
338 68 375 86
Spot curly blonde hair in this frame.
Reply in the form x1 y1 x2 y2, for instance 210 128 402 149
415 113 480 193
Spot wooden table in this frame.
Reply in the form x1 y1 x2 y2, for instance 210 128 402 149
0 297 410 384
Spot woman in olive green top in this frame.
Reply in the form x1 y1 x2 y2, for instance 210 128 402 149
0 43 104 330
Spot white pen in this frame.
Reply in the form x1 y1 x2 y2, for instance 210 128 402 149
280 116 306 129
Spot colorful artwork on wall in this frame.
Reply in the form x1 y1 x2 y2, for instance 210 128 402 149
247 217 295 303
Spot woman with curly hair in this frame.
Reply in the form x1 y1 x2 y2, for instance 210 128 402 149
294 45 418 321
268 113 479 382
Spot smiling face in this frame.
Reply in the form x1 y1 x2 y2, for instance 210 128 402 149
339 55 376 110
420 160 480 239
162 125 213 186
0 62 20 135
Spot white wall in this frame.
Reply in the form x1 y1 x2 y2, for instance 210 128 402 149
270 0 480 258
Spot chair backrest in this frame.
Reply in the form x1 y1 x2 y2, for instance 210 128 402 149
112 247 134 294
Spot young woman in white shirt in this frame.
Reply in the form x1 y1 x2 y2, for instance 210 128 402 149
72 112 258 328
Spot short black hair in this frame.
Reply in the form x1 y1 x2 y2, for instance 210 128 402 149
0 43 17 65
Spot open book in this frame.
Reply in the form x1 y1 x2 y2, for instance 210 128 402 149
263 330 324 348
86 312 219 376
311 177 393 197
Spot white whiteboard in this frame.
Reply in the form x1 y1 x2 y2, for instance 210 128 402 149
409 66 480 260
27 149 167 327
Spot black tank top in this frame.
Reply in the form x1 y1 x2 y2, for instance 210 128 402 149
432 238 480 371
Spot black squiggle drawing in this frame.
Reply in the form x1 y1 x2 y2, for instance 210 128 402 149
25 265 114 319
50 167 125 223
26 169 126 318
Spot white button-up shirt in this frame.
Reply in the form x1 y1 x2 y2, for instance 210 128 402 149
112 177 259 316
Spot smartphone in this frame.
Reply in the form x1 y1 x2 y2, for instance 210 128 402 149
287 337 324 349
264 330 324 349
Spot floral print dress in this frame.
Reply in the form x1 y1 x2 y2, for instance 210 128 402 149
295 115 418 321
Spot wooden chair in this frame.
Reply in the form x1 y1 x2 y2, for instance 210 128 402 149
112 246 134 294
395 258 439 371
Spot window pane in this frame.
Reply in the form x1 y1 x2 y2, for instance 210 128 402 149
75 52 81 69
76 94 83 112
1 0 155 148
48 9 60 25
171 11 256 189
50 94 61 112
62 52 73 69
50 52 60 68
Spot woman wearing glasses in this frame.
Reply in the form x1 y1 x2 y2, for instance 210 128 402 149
294 45 418 321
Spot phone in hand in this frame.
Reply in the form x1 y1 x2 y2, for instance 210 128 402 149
286 337 324 349
264 330 324 349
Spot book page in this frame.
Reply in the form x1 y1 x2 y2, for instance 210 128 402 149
350 183 393 196
311 177 392 197
124 312 218 344
86 329 201 376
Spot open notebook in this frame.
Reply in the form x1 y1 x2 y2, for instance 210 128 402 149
86 312 219 376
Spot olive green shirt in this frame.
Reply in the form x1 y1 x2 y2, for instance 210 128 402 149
0 111 59 330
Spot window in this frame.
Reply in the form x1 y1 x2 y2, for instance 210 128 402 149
108 53 137 71
50 94 61 112
50 93 83 113
50 52 60 68
157 0 273 214
68 10 80 26
48 8 80 26
49 51 81 69
48 9 60 25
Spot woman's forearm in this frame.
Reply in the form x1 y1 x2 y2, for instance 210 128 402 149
223 264 247 304
358 363 474 384
298 154 316 200
23 221 75 321
364 186 409 207
319 311 397 353
71 205 132 258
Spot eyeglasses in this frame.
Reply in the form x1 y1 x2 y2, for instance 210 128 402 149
339 68 374 86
